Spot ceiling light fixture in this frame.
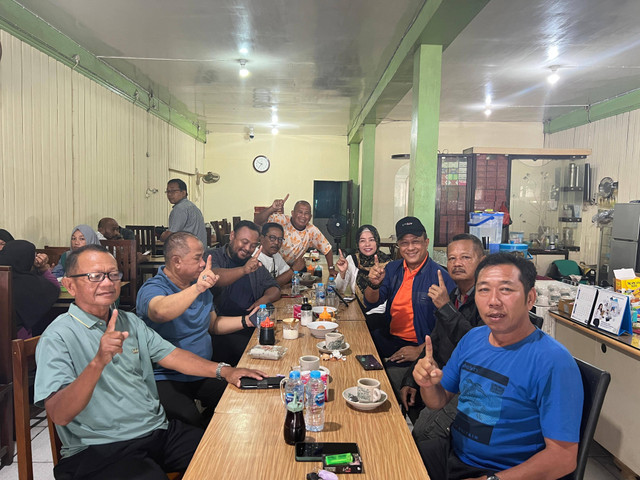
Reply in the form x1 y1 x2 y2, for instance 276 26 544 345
547 65 560 85
271 113 278 123
239 47 249 55
271 126 279 135
484 109 492 117
239 60 249 78
271 106 278 112
485 94 492 105
547 45 559 61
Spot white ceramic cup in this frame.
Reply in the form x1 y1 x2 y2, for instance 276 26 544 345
299 355 320 371
357 378 382 403
325 332 345 350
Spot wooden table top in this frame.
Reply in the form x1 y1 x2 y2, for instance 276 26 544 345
140 255 165 265
184 297 429 479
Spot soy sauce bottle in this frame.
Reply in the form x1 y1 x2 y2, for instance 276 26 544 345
284 392 306 445
259 317 275 345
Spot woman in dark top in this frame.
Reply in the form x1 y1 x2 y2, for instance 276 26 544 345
0 240 60 338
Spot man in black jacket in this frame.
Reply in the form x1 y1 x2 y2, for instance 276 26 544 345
400 233 485 441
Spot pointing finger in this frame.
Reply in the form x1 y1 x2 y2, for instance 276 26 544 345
253 245 263 258
438 270 445 287
283 193 290 203
206 254 212 271
338 249 345 260
374 254 379 266
106 309 118 332
424 335 433 361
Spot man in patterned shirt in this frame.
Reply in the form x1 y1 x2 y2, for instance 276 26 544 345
255 194 335 276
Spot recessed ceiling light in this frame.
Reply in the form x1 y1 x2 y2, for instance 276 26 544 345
484 109 492 117
271 106 278 112
485 94 492 106
271 113 278 123
547 72 559 84
239 60 249 78
548 45 559 61
239 47 249 55
271 126 279 135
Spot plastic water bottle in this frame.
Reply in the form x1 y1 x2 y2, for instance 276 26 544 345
256 304 268 337
327 276 337 308
283 370 304 406
315 283 326 306
305 370 325 432
292 271 301 296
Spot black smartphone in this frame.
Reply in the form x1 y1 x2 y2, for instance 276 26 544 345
356 354 383 370
239 377 282 389
295 442 359 462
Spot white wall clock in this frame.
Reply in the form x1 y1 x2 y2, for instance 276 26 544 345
253 155 270 173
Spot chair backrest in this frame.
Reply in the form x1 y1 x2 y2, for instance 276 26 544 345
0 266 15 467
560 358 611 480
528 311 544 329
100 240 137 309
39 246 69 268
124 225 156 254
205 226 212 247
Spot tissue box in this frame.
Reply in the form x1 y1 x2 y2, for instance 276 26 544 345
613 268 640 294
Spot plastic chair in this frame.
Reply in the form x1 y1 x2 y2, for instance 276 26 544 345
560 358 611 480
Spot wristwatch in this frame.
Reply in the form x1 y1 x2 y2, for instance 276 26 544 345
487 475 501 480
216 362 231 381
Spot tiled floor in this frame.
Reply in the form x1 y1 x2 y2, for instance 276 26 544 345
0 418 637 479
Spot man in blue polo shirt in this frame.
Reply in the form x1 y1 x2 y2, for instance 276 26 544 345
35 245 265 480
413 253 583 480
206 220 281 365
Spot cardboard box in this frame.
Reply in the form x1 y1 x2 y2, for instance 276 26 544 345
558 298 575 316
613 268 640 294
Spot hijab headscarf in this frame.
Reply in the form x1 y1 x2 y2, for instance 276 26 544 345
351 225 392 300
0 229 14 247
0 240 59 331
57 224 101 273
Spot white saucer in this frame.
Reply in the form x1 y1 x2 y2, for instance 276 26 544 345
317 341 350 354
342 387 388 411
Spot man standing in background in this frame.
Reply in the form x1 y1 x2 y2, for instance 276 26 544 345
160 179 207 247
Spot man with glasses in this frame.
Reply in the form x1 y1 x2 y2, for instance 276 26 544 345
258 222 305 287
34 245 266 479
364 216 455 395
160 178 207 247
205 220 281 365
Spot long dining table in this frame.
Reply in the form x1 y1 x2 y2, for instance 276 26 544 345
183 294 430 479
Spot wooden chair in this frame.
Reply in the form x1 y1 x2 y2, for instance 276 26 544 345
205 226 212 248
232 216 241 229
0 266 15 467
38 246 69 268
12 336 182 480
125 225 157 254
100 240 137 309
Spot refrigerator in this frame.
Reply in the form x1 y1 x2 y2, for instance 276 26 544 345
608 203 640 284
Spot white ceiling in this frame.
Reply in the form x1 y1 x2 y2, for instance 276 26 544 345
13 0 640 135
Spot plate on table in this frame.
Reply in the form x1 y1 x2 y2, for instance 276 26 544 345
317 341 350 354
342 387 388 411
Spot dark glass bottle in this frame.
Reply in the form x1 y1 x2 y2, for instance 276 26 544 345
284 393 306 445
259 318 275 345
300 297 313 326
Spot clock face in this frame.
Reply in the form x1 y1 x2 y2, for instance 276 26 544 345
253 155 270 173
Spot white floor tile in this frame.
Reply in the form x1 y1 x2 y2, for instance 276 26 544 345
30 428 53 464
585 456 623 480
30 426 45 441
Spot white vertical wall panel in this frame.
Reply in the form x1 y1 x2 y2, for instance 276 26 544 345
0 30 199 246
545 109 640 264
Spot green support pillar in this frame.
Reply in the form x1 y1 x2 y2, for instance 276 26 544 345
360 124 376 225
348 142 360 186
409 44 442 253
348 142 361 247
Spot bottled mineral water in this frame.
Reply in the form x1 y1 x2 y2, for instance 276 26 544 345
256 304 268 337
292 271 301 296
304 370 325 432
283 370 304 406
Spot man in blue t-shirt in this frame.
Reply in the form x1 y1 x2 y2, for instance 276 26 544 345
137 232 264 428
413 253 583 480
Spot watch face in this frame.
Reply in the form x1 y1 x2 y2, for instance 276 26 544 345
253 155 270 173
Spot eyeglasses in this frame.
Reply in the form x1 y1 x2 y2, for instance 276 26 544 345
397 239 426 249
266 235 284 244
67 271 123 282
165 189 182 194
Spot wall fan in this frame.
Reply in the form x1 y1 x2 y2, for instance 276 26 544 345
196 169 220 185
597 177 617 204
327 214 348 251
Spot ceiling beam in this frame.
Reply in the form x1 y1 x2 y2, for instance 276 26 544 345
545 88 640 134
346 0 489 144
0 0 206 142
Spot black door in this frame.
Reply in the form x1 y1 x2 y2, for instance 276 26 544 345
313 180 356 253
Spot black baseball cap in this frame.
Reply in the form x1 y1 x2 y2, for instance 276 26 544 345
395 216 426 240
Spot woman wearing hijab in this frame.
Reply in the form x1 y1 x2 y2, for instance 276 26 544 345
0 240 60 338
51 224 101 277
0 229 15 250
335 224 392 332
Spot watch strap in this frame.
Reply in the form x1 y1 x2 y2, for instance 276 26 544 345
216 362 231 381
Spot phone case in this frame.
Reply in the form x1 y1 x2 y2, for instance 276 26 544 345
356 355 383 370
239 377 282 389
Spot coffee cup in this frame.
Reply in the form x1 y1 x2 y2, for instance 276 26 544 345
325 332 345 350
357 378 382 403
299 355 320 371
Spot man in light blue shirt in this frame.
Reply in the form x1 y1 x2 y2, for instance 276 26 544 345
35 245 265 480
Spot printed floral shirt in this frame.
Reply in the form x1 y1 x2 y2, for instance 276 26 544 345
268 213 331 264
